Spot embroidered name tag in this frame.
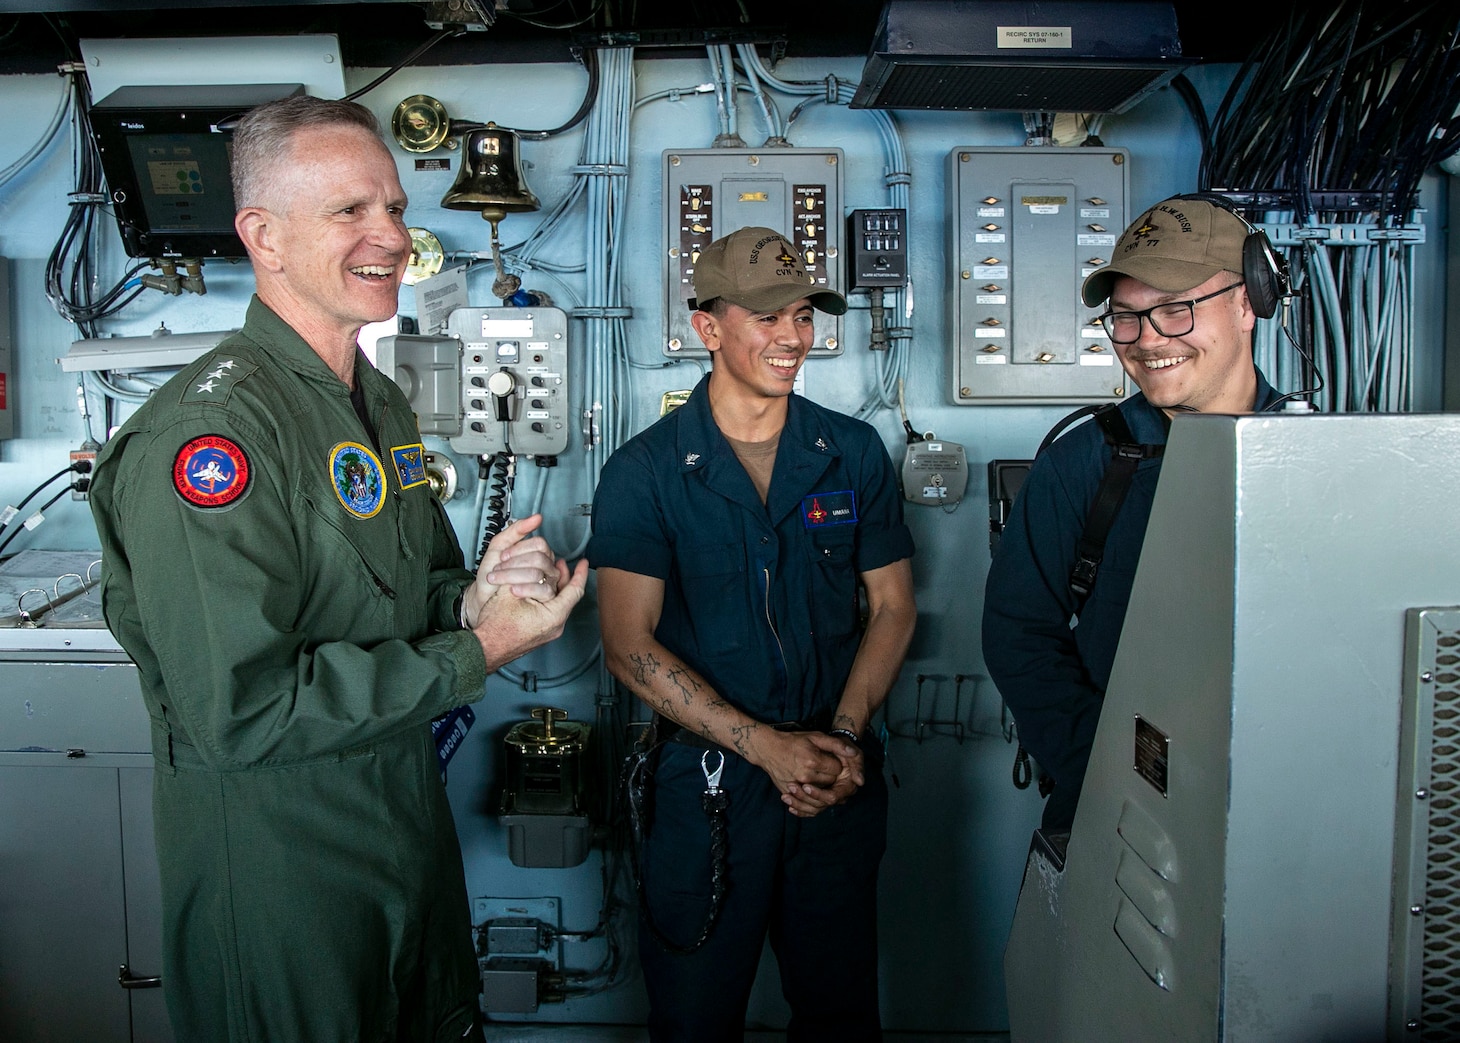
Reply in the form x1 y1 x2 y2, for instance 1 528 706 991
391 443 428 490
801 489 857 528
329 441 386 519
173 434 251 510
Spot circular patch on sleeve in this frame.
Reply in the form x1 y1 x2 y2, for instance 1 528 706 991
173 434 251 509
329 441 387 519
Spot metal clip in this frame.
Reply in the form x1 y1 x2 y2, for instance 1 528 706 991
700 749 725 795
16 588 53 628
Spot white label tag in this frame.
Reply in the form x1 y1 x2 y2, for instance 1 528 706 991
974 355 1007 365
414 267 469 335
997 26 1073 48
1079 355 1116 367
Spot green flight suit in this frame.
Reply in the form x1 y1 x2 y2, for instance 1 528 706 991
90 297 488 1042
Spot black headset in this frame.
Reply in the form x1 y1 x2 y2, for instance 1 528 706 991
1169 193 1291 319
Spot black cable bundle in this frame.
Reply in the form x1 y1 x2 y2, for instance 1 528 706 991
1201 1 1460 222
43 70 147 337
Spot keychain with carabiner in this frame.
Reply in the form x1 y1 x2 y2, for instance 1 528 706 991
701 750 728 814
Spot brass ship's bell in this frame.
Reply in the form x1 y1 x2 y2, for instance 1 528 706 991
440 123 541 228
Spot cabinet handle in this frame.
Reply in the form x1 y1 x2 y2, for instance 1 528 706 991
118 963 162 990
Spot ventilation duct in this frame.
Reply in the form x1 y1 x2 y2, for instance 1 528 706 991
850 1 1192 113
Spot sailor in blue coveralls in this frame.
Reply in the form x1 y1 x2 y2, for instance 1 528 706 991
983 197 1285 836
589 226 916 1041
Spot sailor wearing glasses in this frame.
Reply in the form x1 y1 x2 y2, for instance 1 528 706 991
981 196 1281 839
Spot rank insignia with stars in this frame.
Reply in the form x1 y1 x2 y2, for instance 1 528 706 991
173 434 251 510
179 356 257 405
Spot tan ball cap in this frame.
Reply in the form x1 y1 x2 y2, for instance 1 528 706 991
690 226 848 315
1081 197 1249 307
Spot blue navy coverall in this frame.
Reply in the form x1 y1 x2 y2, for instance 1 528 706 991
588 376 914 1042
982 375 1275 832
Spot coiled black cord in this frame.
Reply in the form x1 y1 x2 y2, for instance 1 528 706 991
476 452 514 564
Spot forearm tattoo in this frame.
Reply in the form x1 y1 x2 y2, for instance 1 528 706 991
627 650 661 687
729 721 758 758
666 664 701 706
834 712 858 733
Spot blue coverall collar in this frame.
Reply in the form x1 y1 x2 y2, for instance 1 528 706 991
676 374 845 526
1124 369 1278 443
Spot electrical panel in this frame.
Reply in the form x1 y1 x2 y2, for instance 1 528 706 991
375 307 570 459
847 208 908 289
948 146 1131 405
663 147 843 358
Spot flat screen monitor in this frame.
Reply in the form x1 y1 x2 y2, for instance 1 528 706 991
90 83 303 259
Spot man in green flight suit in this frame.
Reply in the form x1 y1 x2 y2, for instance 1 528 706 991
89 95 588 1041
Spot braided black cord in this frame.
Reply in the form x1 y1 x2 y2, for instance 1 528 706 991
1012 744 1033 790
624 748 732 956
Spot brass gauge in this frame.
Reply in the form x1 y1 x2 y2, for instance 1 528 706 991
391 94 451 153
404 228 445 286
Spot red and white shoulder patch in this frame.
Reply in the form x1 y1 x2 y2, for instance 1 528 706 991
173 434 251 509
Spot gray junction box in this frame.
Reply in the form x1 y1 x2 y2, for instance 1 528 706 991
948 146 1130 405
663 147 843 358
1003 413 1460 1041
376 307 570 458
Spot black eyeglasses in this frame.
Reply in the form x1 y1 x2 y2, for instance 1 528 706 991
1097 280 1246 344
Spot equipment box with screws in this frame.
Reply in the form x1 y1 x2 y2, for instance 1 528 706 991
948 146 1130 405
663 147 844 358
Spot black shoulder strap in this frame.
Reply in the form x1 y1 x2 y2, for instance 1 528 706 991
1067 405 1164 611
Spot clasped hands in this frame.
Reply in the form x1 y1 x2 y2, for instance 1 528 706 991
461 514 588 671
763 729 865 819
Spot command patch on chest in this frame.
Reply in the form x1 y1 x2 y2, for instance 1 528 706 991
801 489 857 528
173 434 251 510
329 441 386 519
391 443 429 490
178 357 257 404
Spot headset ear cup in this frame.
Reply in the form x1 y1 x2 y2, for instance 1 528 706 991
1242 230 1285 319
